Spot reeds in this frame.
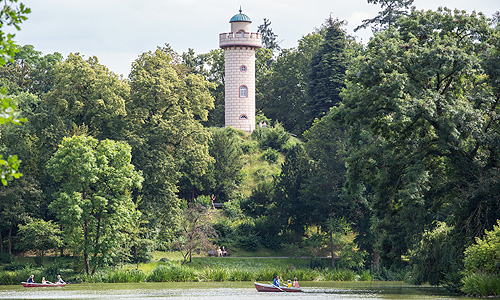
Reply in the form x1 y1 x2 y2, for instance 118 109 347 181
461 272 500 297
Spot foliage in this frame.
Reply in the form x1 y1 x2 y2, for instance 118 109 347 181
306 16 347 127
408 221 462 286
47 135 144 275
258 32 324 135
45 53 129 141
464 220 500 275
355 0 414 32
0 0 30 186
252 122 290 151
337 8 497 270
257 18 281 53
175 204 217 265
461 272 500 297
127 45 214 234
17 218 62 265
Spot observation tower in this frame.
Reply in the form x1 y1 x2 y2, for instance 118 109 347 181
219 8 262 133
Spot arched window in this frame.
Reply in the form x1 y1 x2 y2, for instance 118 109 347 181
240 114 248 120
238 30 245 38
239 85 248 98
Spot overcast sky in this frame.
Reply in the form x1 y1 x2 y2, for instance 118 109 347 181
10 0 499 77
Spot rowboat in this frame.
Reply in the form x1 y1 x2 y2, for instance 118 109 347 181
22 282 66 288
254 282 301 292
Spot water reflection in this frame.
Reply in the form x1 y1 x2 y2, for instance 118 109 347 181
0 282 468 300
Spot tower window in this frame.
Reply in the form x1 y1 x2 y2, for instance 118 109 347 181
238 30 245 38
239 85 248 98
240 114 248 120
240 65 247 72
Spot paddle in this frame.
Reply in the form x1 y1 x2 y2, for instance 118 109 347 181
269 282 286 293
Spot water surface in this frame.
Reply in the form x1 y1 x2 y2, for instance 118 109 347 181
0 281 468 300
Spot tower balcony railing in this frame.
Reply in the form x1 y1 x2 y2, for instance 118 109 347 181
219 32 262 48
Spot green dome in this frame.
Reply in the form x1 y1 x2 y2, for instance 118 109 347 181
230 8 251 23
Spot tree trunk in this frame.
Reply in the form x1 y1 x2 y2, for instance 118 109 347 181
8 225 13 257
84 220 90 275
373 250 380 271
330 229 335 268
0 229 3 254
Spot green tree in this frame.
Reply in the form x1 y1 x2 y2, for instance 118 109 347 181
273 144 311 240
0 45 63 95
0 0 30 186
259 32 324 135
337 8 496 269
409 222 462 286
306 17 348 128
45 53 129 141
47 135 143 275
127 45 214 234
257 18 281 53
355 0 414 32
17 218 62 265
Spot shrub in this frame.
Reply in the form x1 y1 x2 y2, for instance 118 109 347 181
464 220 500 275
408 221 462 285
253 123 290 151
263 148 279 163
461 272 500 297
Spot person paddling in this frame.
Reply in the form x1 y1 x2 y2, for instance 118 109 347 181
272 275 281 287
55 275 65 284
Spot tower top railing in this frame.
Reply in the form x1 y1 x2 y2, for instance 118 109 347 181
219 32 262 49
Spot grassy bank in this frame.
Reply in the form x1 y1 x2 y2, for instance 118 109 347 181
0 253 376 284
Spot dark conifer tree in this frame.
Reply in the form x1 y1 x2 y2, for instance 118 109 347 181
306 17 347 128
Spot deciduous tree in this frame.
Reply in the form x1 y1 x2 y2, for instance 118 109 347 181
47 135 143 275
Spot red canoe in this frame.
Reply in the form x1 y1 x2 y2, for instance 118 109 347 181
254 282 301 292
22 282 66 287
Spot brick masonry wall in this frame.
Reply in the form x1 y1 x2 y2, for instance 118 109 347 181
224 46 256 133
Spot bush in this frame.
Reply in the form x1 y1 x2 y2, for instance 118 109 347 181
252 123 290 151
408 221 462 285
464 220 500 275
263 149 279 163
461 272 500 297
148 264 197 282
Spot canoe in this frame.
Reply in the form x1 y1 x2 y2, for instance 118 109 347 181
254 282 301 292
22 282 66 287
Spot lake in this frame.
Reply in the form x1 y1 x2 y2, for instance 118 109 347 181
0 281 469 300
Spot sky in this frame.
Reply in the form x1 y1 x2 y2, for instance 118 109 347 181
9 0 499 77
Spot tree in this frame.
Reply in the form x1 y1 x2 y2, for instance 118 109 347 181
17 218 62 265
44 53 130 141
259 32 324 135
257 18 281 53
0 0 31 185
0 176 42 256
337 8 496 269
47 135 143 275
354 0 414 32
127 45 214 234
176 203 217 265
273 144 311 240
306 17 348 128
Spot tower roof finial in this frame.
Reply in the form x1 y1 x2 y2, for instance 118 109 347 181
239 6 242 14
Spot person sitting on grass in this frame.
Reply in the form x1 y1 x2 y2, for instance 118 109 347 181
222 246 227 257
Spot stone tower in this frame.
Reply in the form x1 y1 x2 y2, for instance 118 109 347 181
219 8 262 133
